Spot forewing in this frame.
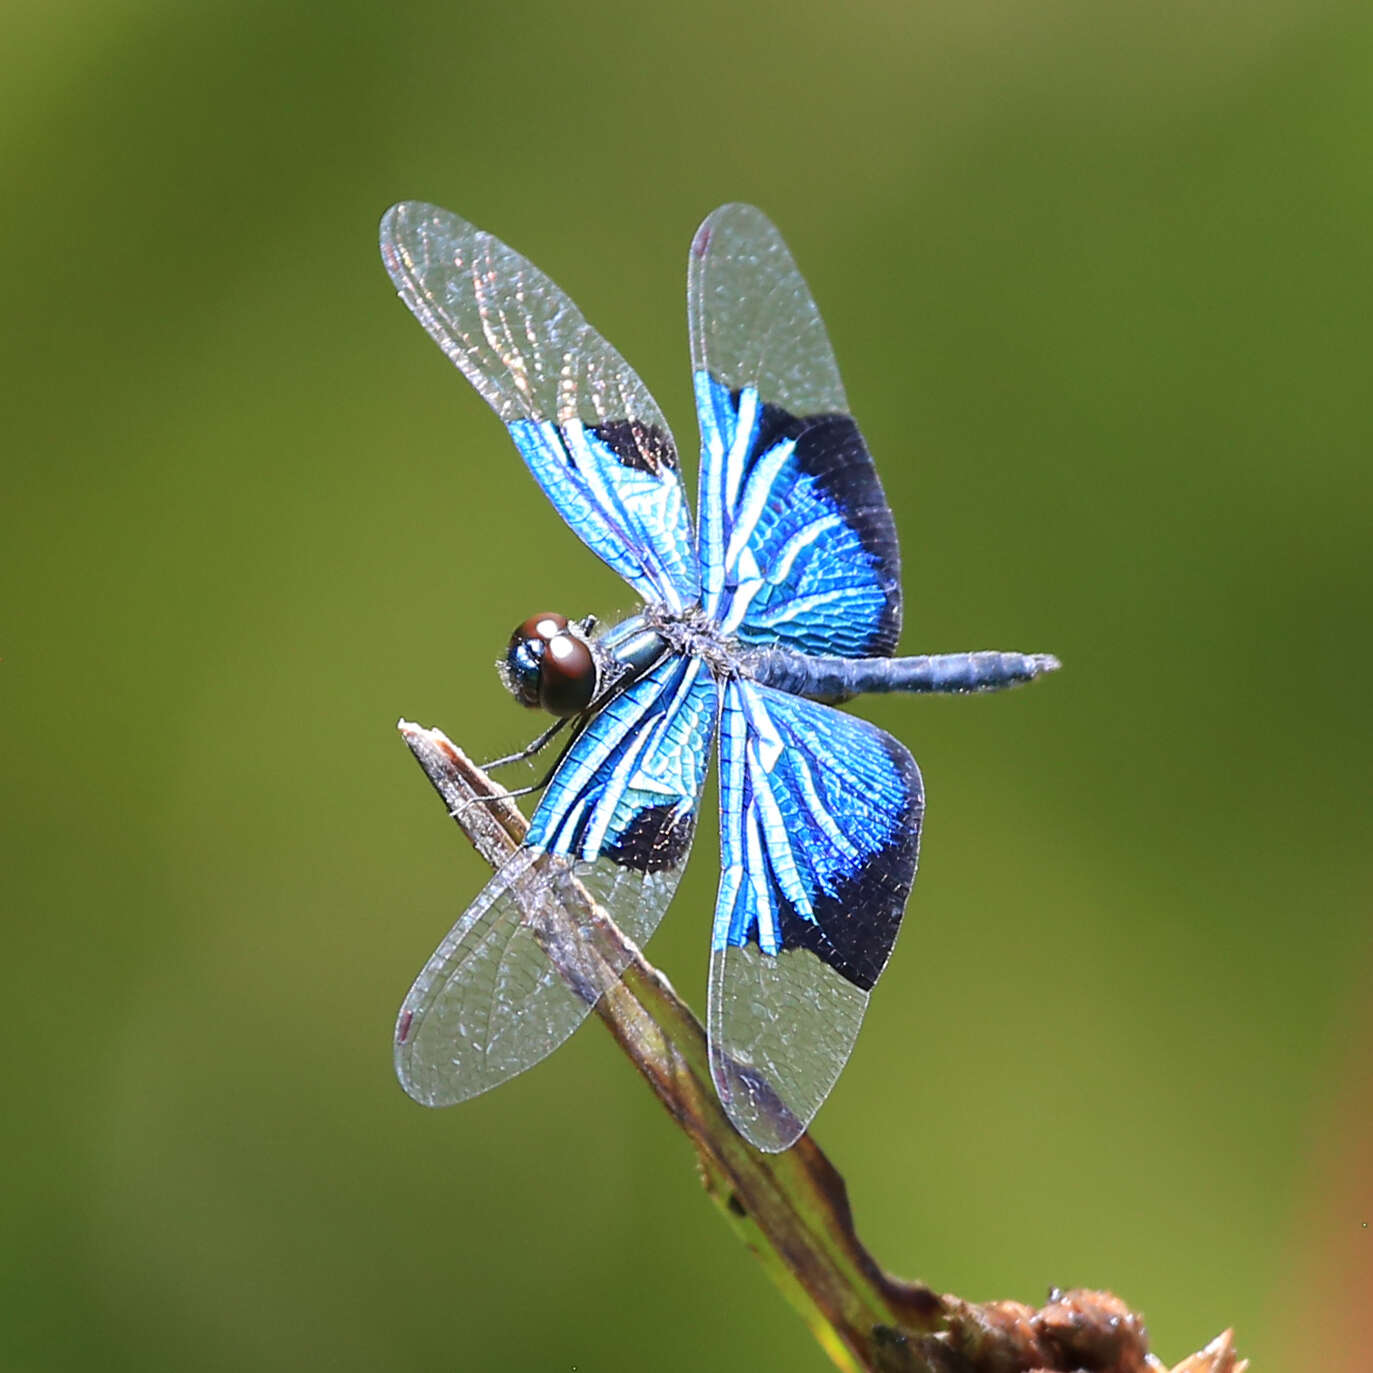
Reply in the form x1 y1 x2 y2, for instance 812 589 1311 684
396 654 717 1106
381 202 699 611
689 204 901 655
709 680 923 1150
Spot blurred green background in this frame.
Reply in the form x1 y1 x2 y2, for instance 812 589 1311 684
4 2 1371 1369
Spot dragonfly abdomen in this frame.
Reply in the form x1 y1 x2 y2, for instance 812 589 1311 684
750 648 1060 701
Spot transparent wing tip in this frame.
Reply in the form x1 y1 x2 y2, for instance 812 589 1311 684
380 199 440 231
711 1047 809 1154
378 201 478 264
393 1006 448 1107
378 200 414 247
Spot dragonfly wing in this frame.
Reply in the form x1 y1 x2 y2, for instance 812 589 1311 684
709 679 923 1150
381 202 699 611
396 653 717 1105
689 203 901 655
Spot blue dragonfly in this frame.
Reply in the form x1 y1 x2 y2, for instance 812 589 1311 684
380 203 1058 1152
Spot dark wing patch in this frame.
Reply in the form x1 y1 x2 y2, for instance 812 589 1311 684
590 418 679 474
602 801 697 873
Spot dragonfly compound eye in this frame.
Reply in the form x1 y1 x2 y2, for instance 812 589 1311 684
501 612 597 717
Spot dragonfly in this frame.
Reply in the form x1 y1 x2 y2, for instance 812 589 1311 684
380 202 1058 1152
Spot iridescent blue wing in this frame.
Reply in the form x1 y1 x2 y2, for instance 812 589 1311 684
381 203 699 612
709 680 923 1150
689 203 901 655
396 654 716 1105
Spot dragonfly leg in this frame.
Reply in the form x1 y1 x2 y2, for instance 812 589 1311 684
458 655 661 823
480 715 571 771
452 718 588 823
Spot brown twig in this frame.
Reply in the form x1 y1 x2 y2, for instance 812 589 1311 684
398 719 1247 1373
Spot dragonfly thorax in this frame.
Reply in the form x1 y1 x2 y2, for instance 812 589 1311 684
644 602 740 678
499 612 598 717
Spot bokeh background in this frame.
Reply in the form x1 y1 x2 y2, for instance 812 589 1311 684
4 2 1371 1369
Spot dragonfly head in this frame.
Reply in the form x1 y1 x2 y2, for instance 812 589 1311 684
499 612 599 717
